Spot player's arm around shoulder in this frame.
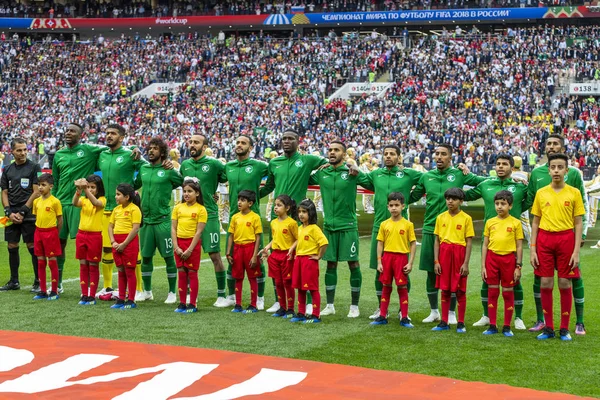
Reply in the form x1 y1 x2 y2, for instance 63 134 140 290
464 180 483 201
409 172 426 203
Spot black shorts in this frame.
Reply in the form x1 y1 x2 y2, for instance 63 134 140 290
4 220 36 244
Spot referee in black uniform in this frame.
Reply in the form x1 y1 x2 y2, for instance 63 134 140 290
1 138 41 292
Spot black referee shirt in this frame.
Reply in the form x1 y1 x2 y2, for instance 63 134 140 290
0 159 41 219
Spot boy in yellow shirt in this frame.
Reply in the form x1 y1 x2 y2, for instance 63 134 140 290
433 188 474 333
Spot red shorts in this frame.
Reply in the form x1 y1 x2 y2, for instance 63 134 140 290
268 249 294 281
485 251 517 288
292 255 319 291
535 229 580 279
436 242 468 292
76 230 102 263
232 242 261 280
174 237 201 270
379 252 409 286
34 227 62 258
112 234 139 269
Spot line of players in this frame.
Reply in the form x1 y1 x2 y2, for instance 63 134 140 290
2 124 589 337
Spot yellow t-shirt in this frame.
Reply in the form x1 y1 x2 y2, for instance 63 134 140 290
171 202 208 239
78 196 106 232
32 195 63 229
434 210 475 246
271 216 298 250
296 224 328 256
110 203 142 234
484 215 524 255
376 218 416 254
532 185 585 232
228 211 262 245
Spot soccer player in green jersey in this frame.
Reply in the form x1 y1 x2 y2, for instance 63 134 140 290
223 135 270 309
134 137 183 304
464 154 527 330
409 144 486 324
180 134 228 307
260 129 327 313
359 144 423 320
309 141 370 318
524 134 587 335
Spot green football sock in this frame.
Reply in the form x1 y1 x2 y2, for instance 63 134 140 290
407 274 411 293
226 264 235 296
450 292 457 312
514 281 524 319
325 267 337 304
426 272 438 310
165 256 177 293
141 257 154 291
375 271 383 305
306 292 312 305
350 266 362 307
273 278 278 302
572 277 585 324
215 270 226 298
57 256 65 286
533 275 544 322
257 262 266 297
481 281 489 317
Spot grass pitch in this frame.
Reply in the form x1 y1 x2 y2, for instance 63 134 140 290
0 200 599 398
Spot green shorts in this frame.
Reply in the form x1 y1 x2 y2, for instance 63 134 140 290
140 220 173 258
323 229 359 262
59 204 81 240
202 217 221 253
369 225 381 270
419 232 435 272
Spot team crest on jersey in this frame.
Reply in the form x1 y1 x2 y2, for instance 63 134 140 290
456 224 462 230
447 174 456 182
76 150 84 158
116 156 124 164
399 230 405 235
45 207 51 212
246 222 252 227
304 235 310 240
564 201 570 207
191 213 197 218
157 170 165 177
507 185 516 193
124 211 130 216
294 160 303 168
202 165 210 173
340 172 349 181
245 166 253 174
283 229 288 234
396 171 404 178
507 227 513 232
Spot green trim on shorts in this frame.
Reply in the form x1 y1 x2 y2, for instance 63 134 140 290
419 232 436 272
140 219 173 258
323 229 359 262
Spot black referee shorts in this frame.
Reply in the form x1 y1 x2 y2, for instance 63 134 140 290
4 220 36 244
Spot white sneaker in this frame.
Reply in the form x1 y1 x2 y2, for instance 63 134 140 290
213 297 230 308
224 295 236 307
472 315 490 327
591 245 599 249
514 317 527 330
257 296 265 311
186 294 191 304
266 301 280 313
306 304 313 316
416 241 421 246
164 292 177 304
369 308 381 319
448 311 458 325
422 309 440 323
321 304 336 316
136 290 153 302
58 285 64 294
134 291 145 302
347 305 360 318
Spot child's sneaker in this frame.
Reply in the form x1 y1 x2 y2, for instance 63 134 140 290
243 305 258 314
111 299 125 309
502 326 514 337
231 304 243 313
175 303 187 313
290 313 307 323
399 317 414 328
272 308 286 317
47 292 59 301
432 321 450 331
284 310 295 319
304 316 322 324
559 328 572 341
483 325 499 335
536 327 556 340
370 316 388 326
78 296 87 305
84 297 97 306
448 311 458 325
456 322 467 333
122 300 137 309
528 320 546 332
184 304 198 313
33 292 48 300
575 323 586 336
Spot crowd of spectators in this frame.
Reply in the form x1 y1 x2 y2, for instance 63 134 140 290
1 24 600 179
0 0 589 20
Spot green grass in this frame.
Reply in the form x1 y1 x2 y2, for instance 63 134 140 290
0 199 599 398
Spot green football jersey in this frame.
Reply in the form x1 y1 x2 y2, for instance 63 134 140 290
464 177 527 223
225 158 269 216
180 156 226 219
97 146 147 212
134 164 183 224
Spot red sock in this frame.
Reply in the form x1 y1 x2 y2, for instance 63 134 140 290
118 269 127 300
80 262 90 297
284 280 295 311
398 286 409 319
48 259 58 293
189 270 198 307
310 290 321 318
125 268 136 301
488 287 500 326
559 287 572 330
178 269 187 304
275 279 286 310
441 290 451 323
380 285 393 318
456 291 466 323
502 290 515 328
540 287 554 330
235 279 243 306
89 264 99 298
249 278 258 307
37 259 47 293
298 290 307 315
